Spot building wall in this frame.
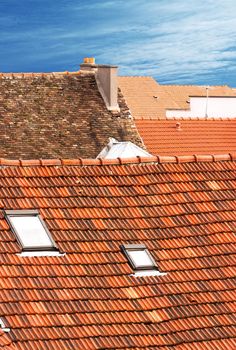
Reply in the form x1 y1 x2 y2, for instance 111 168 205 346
166 97 236 118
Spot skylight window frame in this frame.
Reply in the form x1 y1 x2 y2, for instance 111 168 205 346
0 317 6 329
0 317 10 333
121 244 158 271
5 209 58 252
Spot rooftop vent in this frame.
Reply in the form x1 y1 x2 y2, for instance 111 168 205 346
83 57 95 64
97 138 152 159
176 122 182 131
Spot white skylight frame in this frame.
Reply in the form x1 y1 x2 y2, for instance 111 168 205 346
0 317 10 333
5 210 58 252
121 244 158 271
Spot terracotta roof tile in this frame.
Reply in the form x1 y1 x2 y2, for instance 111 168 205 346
118 77 236 157
135 119 236 155
0 156 235 349
0 331 15 350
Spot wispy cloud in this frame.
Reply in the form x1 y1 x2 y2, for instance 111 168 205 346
94 0 236 84
0 0 236 85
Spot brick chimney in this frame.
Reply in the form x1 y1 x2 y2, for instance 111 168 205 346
80 58 119 111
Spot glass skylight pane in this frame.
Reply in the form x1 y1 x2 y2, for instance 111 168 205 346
128 250 153 267
10 216 53 248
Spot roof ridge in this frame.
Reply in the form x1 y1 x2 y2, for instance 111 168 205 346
0 71 91 79
135 116 236 120
161 84 231 88
0 154 235 167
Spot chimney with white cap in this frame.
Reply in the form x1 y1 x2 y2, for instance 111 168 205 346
80 58 119 111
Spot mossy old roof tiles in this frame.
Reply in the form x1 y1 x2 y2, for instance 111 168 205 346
0 155 235 349
0 72 142 159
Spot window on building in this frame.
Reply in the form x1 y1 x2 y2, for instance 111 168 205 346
0 317 10 332
121 244 158 271
5 210 58 252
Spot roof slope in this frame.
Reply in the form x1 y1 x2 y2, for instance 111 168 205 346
0 331 16 350
118 77 236 156
135 119 236 155
0 72 142 159
118 76 169 119
118 76 236 120
0 156 235 349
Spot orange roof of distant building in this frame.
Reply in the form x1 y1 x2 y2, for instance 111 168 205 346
118 76 236 120
118 76 236 156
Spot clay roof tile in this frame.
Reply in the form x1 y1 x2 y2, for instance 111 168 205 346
0 156 235 349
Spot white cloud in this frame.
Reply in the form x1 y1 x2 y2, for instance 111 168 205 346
93 0 236 84
1 0 236 85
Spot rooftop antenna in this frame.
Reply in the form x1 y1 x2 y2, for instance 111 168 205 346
204 86 214 118
205 86 210 118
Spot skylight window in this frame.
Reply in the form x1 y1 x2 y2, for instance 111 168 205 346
5 210 58 252
0 317 10 332
121 244 158 271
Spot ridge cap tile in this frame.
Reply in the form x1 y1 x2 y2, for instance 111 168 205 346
0 71 82 78
0 153 235 167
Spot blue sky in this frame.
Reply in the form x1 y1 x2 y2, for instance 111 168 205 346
0 0 236 85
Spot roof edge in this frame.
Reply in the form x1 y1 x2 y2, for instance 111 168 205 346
0 71 94 79
0 153 235 167
135 116 236 120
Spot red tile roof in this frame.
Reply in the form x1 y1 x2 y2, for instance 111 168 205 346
0 331 15 350
135 119 236 155
118 77 236 156
0 155 235 349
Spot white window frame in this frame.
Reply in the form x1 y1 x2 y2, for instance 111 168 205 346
0 317 10 332
5 210 58 252
121 244 158 271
